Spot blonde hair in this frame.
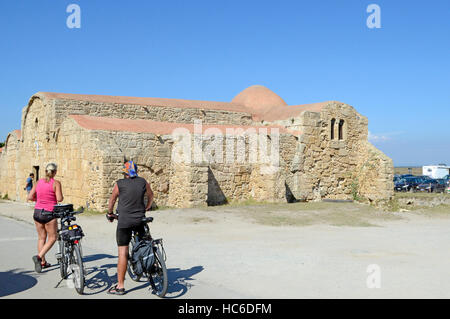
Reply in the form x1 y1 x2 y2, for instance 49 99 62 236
45 163 57 182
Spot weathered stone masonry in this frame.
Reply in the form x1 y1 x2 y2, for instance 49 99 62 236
0 85 393 210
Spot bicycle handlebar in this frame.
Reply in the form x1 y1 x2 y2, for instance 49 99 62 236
106 212 152 224
106 212 118 222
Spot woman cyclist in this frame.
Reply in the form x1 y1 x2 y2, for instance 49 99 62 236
27 163 64 273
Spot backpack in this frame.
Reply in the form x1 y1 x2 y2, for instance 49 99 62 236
131 238 155 276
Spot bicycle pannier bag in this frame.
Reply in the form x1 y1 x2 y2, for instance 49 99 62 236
131 239 154 276
61 224 84 241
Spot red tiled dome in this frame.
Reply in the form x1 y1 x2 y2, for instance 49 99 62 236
231 85 287 114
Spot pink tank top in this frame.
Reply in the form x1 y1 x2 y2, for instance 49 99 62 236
35 178 57 212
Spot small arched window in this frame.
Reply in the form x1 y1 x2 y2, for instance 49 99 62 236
330 118 336 140
338 119 345 140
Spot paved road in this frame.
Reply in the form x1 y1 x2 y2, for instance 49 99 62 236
1 201 450 299
0 215 244 299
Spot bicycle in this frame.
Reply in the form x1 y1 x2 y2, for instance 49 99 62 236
43 204 85 295
107 212 168 297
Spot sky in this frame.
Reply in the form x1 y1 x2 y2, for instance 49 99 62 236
0 0 449 166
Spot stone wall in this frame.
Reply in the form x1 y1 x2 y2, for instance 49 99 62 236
30 96 254 128
356 142 394 203
0 133 20 200
271 102 393 202
88 129 174 210
0 93 394 209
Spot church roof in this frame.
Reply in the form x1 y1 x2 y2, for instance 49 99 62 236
231 85 287 114
36 86 337 122
13 130 21 139
38 92 251 115
69 115 299 136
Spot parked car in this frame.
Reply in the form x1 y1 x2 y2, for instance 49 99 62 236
394 177 422 192
416 175 433 183
416 179 447 193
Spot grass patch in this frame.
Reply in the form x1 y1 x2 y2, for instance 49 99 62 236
151 205 171 211
77 207 108 216
225 197 271 207
190 216 214 224
409 204 450 218
232 201 403 227
395 192 450 199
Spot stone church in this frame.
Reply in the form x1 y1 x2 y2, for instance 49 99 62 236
0 85 393 211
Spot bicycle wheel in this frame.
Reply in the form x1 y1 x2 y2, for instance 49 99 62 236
127 238 142 282
58 239 68 279
70 244 85 295
77 240 83 258
150 248 168 297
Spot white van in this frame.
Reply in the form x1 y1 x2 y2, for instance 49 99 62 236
422 165 450 179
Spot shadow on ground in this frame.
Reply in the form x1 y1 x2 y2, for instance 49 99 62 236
124 265 204 298
0 269 38 297
82 254 117 295
165 266 204 298
12 253 205 298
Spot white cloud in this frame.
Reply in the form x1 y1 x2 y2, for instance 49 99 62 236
368 131 405 143
368 131 389 142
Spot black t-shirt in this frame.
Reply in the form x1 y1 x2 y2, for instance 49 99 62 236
117 177 147 228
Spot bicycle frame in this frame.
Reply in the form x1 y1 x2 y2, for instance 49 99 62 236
56 214 82 265
109 211 168 297
45 207 85 294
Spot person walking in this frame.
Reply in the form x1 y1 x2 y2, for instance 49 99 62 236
27 163 64 273
106 160 154 295
24 173 34 196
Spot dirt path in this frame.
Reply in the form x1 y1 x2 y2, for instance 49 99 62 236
1 200 449 298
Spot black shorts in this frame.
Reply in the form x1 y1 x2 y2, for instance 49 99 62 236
116 225 146 247
33 209 55 224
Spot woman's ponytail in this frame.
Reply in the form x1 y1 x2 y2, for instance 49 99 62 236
45 163 58 183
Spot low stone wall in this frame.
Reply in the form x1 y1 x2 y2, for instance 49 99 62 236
397 194 450 207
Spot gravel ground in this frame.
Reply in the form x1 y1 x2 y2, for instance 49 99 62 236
0 200 449 298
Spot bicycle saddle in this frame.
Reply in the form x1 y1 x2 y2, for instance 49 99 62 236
141 217 154 224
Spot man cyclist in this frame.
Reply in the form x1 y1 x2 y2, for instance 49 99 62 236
106 160 154 295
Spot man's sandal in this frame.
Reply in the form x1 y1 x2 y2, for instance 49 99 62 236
107 285 126 295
